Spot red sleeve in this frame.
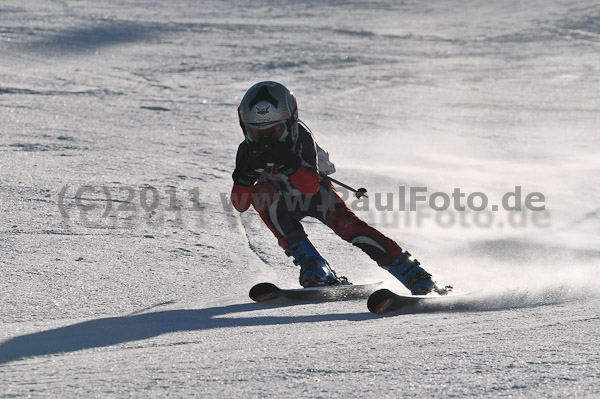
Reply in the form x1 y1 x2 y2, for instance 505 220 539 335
289 167 320 195
231 184 253 212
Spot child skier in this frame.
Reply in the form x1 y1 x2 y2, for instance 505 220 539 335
231 81 439 294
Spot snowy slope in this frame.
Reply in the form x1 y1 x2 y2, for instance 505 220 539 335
1 0 599 397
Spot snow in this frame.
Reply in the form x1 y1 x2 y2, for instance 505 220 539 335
1 0 599 397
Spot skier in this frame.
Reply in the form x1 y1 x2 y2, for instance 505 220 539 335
231 81 439 294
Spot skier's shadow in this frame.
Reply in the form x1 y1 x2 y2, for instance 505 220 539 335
0 303 373 365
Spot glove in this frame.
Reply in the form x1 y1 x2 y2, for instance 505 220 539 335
270 140 301 176
232 167 257 187
232 145 264 187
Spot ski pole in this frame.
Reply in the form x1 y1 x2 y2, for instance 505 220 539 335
320 173 368 199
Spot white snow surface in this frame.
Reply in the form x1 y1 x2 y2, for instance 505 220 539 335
1 0 599 397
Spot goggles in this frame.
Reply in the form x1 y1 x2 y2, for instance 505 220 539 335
245 121 288 142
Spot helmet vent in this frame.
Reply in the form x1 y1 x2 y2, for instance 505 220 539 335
248 86 279 110
281 95 290 120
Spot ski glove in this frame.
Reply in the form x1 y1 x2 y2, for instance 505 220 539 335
232 167 257 187
232 145 263 187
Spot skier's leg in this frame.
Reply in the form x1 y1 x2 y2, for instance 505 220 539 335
251 182 305 249
251 182 341 287
318 181 436 294
315 180 402 263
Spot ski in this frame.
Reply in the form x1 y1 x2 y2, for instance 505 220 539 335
249 281 382 304
367 288 478 315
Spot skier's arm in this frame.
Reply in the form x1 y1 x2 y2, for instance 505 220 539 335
289 123 321 195
231 142 258 213
289 167 319 195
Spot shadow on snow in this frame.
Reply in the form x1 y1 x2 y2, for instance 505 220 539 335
0 303 373 365
0 285 589 364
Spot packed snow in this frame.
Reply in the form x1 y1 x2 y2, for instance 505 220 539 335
1 0 599 397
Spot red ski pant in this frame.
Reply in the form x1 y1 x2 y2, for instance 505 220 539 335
251 180 404 266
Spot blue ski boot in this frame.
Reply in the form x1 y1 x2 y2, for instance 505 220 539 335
285 238 347 288
385 251 436 295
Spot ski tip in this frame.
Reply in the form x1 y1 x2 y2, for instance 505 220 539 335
249 282 280 302
367 289 395 314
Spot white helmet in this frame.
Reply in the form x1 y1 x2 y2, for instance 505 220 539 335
238 81 299 143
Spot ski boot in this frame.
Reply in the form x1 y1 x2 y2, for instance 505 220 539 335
285 238 347 288
385 251 437 295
